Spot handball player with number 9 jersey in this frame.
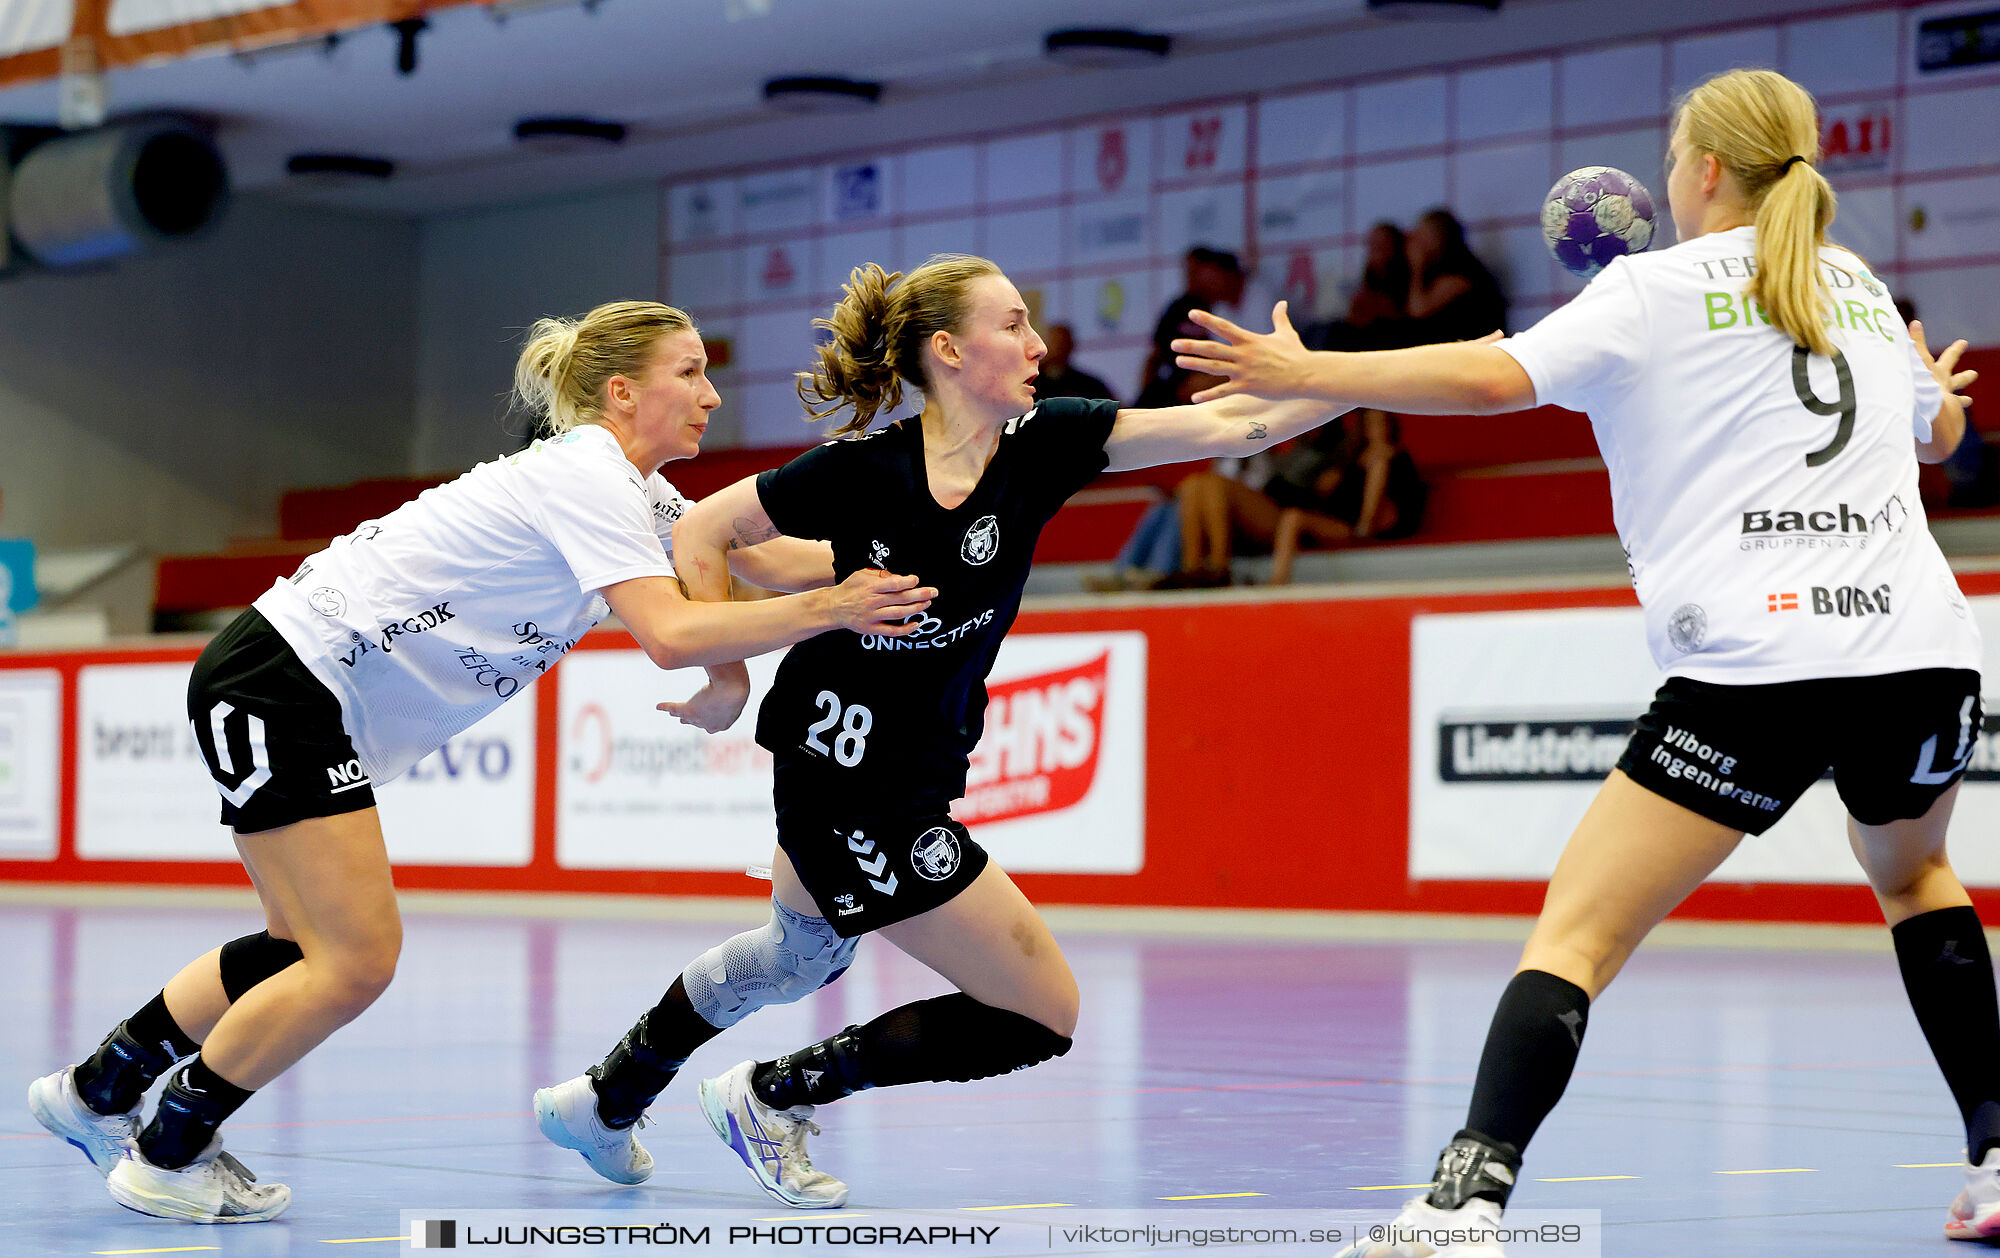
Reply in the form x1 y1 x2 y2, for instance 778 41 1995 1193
1175 68 1994 1257
536 254 1351 1207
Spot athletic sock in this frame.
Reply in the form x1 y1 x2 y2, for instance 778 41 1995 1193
1891 906 2000 1162
1462 969 1591 1154
136 1055 256 1170
73 993 201 1116
751 993 1070 1110
589 979 721 1128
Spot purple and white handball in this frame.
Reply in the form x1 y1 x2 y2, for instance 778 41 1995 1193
1542 166 1657 279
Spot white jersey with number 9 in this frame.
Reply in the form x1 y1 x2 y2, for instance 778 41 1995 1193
1497 223 1980 683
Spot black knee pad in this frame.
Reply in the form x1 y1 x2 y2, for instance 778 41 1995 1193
897 993 1073 1085
219 930 304 1001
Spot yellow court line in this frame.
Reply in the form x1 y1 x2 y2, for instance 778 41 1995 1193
1717 1168 1817 1175
92 1249 221 1256
1899 1162 1964 1168
319 1239 408 1245
1159 1192 1267 1200
961 1202 1074 1211
1349 1183 1434 1191
753 1215 870 1222
1539 1175 1640 1183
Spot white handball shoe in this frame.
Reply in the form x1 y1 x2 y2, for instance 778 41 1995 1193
1332 1195 1508 1258
1946 1146 2000 1240
534 1074 654 1185
697 1060 848 1209
106 1136 289 1223
28 1067 138 1176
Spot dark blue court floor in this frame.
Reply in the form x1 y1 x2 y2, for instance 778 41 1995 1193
0 895 1975 1255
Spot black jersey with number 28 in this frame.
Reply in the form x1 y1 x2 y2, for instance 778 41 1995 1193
754 396 1122 803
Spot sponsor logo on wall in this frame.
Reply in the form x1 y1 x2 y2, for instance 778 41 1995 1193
1435 715 1633 783
958 652 1111 823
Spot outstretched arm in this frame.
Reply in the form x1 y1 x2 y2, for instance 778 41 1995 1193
1172 302 1535 415
1102 303 1343 472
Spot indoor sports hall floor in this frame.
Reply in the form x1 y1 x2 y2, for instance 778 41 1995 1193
0 890 1973 1256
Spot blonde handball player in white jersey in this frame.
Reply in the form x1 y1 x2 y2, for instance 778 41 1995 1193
27 301 936 1224
1176 69 1993 1255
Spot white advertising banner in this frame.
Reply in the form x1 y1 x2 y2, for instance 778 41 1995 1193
78 662 233 861
1410 598 2000 885
77 661 534 864
376 696 535 867
557 632 1147 874
0 669 60 859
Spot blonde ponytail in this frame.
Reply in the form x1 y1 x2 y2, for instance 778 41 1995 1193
798 254 1002 437
512 300 698 435
1676 69 1837 356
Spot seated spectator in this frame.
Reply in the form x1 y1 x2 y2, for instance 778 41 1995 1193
1314 222 1410 351
1137 247 1245 408
1033 323 1116 401
1401 208 1507 343
1171 415 1352 587
1087 497 1183 592
1269 410 1427 584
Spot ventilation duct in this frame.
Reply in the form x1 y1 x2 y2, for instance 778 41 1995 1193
9 117 230 268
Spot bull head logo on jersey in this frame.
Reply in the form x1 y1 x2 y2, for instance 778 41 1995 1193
961 515 1000 566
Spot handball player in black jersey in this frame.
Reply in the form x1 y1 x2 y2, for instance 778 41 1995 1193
536 254 1344 1206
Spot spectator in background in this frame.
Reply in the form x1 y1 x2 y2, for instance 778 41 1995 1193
1402 208 1507 343
1315 222 1410 351
1268 409 1427 584
1137 247 1246 407
1170 416 1352 587
1032 324 1116 402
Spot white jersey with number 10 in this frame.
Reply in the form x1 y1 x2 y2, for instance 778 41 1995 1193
1497 224 1980 683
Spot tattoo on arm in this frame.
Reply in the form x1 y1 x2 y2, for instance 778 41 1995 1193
729 516 779 550
1247 422 1269 441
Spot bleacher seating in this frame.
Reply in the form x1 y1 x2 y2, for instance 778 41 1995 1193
151 348 2000 620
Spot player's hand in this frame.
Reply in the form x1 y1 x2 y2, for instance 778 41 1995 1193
827 569 936 636
1171 301 1315 403
1912 320 1978 409
658 668 752 733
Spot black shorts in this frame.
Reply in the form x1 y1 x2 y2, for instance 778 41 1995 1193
773 758 991 938
187 608 376 833
1616 668 1982 834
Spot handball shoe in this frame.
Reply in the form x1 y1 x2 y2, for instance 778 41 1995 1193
1332 1195 1507 1258
1947 1147 2000 1240
697 1060 848 1208
534 1074 654 1185
29 1067 137 1176
106 1136 288 1223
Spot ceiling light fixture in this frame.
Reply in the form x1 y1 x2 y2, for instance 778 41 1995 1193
512 117 629 150
287 153 395 179
1366 0 1503 19
1043 28 1172 67
762 75 882 114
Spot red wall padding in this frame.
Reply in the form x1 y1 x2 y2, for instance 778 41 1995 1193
19 576 2000 924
